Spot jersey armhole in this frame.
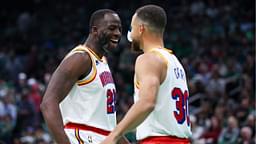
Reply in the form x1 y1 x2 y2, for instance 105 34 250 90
150 49 169 85
69 47 97 86
150 50 169 68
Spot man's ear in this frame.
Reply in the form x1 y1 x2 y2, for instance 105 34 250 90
139 24 145 34
91 26 98 34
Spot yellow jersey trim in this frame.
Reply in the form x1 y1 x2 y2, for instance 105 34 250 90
149 49 169 67
135 80 140 89
163 47 173 54
75 128 84 144
86 47 103 62
69 46 97 86
77 56 97 86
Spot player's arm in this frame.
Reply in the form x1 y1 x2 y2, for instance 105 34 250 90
101 53 166 144
118 136 131 144
40 52 91 144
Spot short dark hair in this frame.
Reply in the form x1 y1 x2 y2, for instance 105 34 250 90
89 9 116 32
136 5 167 33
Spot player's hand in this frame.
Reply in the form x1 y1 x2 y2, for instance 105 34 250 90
118 136 131 144
100 135 117 144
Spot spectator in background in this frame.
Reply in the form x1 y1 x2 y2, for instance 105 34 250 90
198 116 222 144
19 127 36 144
27 78 42 126
218 116 239 144
15 89 36 133
237 126 254 144
0 114 14 143
206 63 226 103
0 90 17 143
1 90 18 125
191 115 205 142
34 126 52 143
244 114 256 139
236 97 251 123
16 72 28 94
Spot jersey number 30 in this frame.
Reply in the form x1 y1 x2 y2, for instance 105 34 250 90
171 87 190 126
107 89 116 114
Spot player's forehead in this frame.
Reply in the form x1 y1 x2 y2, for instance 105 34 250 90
103 13 121 25
131 13 139 26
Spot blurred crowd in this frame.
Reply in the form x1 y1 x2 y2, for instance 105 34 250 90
0 0 255 143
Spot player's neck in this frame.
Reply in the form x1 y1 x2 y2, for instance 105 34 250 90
84 35 104 58
141 36 164 53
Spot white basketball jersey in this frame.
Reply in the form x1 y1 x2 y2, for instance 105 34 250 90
60 45 116 131
134 48 192 140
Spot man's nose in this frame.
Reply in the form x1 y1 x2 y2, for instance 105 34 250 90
113 29 121 37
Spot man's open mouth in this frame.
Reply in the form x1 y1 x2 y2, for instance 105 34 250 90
110 39 119 44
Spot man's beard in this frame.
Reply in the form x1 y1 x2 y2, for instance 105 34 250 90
98 32 111 53
131 39 142 52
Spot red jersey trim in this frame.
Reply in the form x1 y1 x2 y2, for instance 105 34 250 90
64 122 110 136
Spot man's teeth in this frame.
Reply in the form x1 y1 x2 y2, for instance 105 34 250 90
111 39 118 42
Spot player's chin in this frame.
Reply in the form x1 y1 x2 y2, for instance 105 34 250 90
106 42 118 52
108 41 119 50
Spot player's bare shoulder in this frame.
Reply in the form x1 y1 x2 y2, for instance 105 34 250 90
136 52 165 73
57 46 92 79
135 52 167 83
136 52 165 65
135 52 166 70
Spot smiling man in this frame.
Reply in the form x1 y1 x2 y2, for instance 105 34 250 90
40 9 127 144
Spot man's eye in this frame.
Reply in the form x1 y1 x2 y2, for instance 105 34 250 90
109 26 115 30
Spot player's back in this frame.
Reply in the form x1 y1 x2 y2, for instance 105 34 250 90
59 45 117 132
134 48 192 140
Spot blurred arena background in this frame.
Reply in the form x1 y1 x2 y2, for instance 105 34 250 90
0 0 255 143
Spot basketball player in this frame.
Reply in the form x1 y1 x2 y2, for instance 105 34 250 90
40 9 129 144
101 5 192 144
